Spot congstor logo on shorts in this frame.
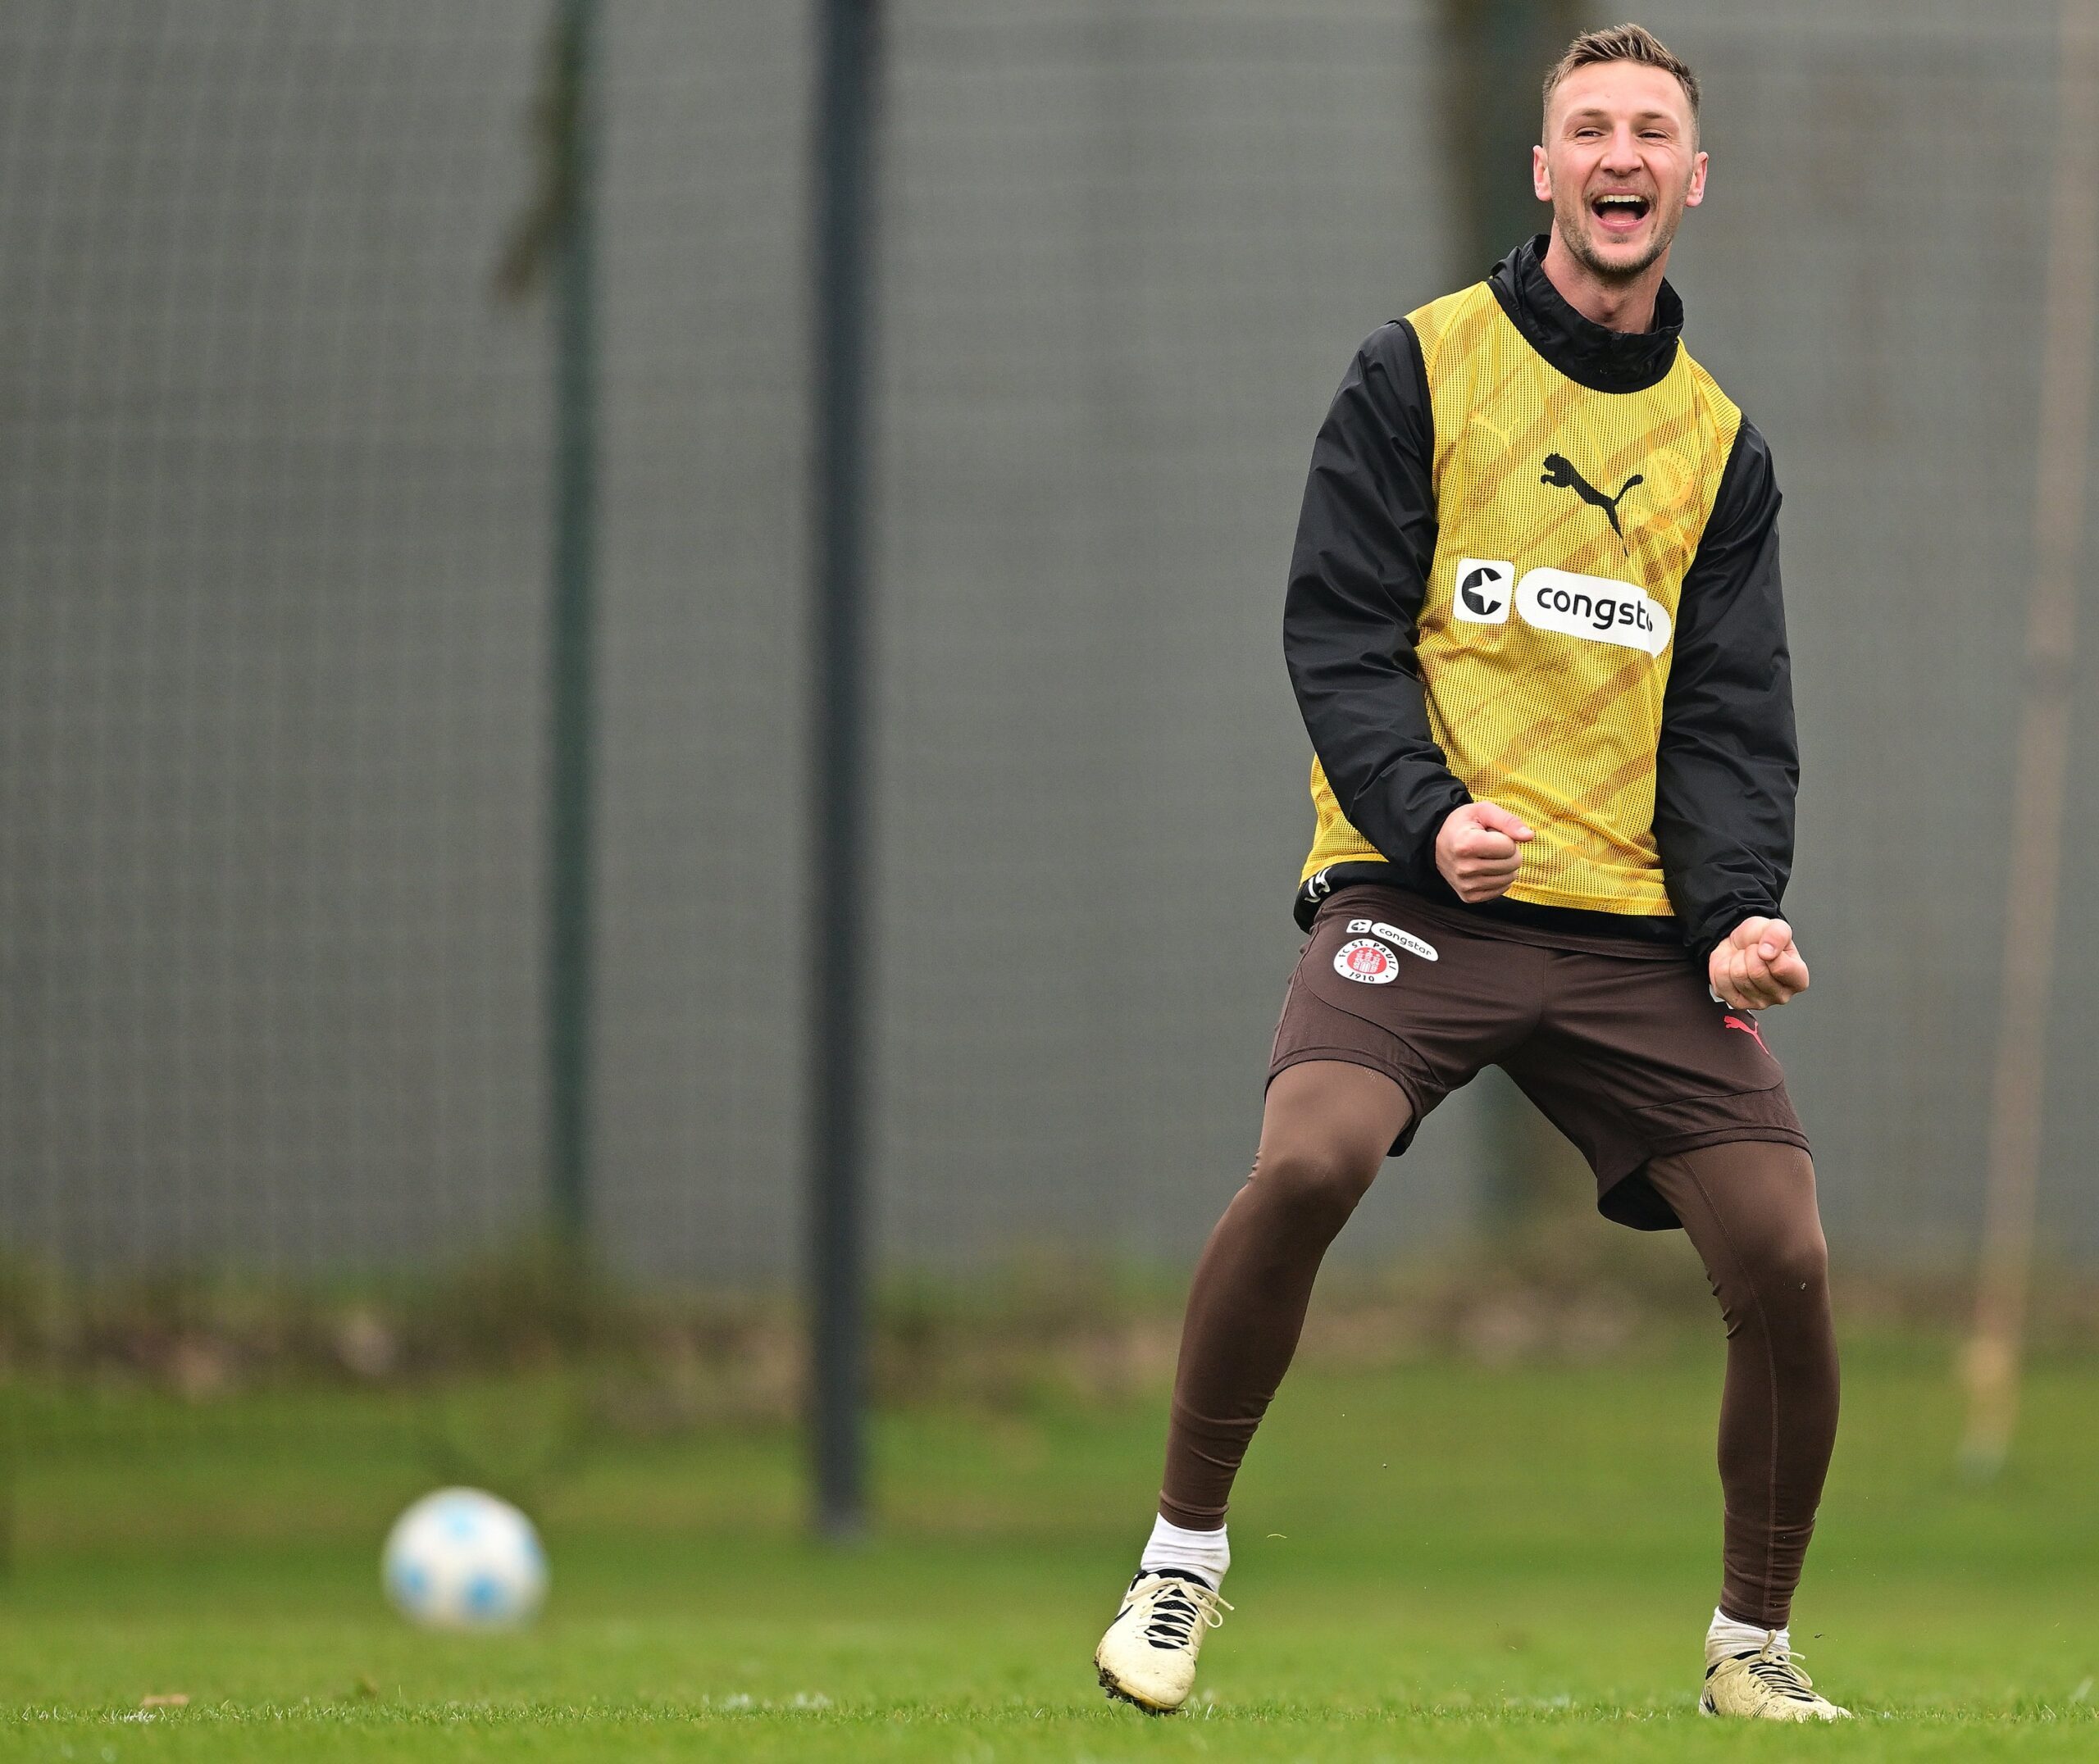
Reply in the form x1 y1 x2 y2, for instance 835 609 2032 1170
1347 918 1438 962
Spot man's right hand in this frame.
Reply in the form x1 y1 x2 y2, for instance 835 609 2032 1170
1434 801 1533 902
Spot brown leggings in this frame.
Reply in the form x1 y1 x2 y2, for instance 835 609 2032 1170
1159 1061 1838 1629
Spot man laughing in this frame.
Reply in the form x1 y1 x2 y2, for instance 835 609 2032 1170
1094 23 1849 1722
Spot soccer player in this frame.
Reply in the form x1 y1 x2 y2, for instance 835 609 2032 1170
1095 25 1847 1721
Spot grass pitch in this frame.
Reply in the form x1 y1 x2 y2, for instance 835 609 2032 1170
1 1334 2094 1758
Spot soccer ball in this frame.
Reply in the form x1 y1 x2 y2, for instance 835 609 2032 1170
381 1487 548 1630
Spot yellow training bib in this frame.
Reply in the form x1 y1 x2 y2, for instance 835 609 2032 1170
1302 281 1742 916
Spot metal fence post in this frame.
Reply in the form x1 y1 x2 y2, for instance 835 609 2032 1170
545 0 601 1258
808 0 883 1542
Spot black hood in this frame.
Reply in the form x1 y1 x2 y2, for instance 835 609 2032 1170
1487 234 1681 394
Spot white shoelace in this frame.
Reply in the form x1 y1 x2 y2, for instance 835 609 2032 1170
1131 1576 1232 1650
1739 1640 1819 1702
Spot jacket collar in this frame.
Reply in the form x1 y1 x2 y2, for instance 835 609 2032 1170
1486 234 1682 394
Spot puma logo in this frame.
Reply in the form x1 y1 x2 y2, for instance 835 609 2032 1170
1723 1013 1769 1052
1541 452 1643 545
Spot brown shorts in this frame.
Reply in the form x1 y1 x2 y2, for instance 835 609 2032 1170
1268 883 1810 1230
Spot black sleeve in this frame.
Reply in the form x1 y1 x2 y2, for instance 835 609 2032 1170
1653 418 1797 961
1282 321 1472 890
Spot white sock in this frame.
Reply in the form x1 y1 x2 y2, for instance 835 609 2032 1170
1708 1607 1788 1656
1139 1516 1230 1589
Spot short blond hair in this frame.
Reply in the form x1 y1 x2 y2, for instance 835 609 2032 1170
1542 23 1700 138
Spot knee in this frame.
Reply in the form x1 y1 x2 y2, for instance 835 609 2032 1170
1755 1224 1829 1300
1249 1140 1378 1236
1723 1224 1829 1340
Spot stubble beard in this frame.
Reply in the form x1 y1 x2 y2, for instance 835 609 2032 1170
1554 188 1682 286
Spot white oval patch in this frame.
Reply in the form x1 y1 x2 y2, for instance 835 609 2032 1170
1333 938 1400 984
1370 921 1438 962
1515 566 1672 657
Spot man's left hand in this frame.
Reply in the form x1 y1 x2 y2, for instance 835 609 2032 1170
1709 916 1810 1011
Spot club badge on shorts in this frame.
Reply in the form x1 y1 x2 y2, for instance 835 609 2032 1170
1333 937 1400 984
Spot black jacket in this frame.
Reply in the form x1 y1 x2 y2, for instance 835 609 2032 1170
1283 238 1796 960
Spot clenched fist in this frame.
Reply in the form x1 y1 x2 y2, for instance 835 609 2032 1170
1434 801 1533 903
1709 916 1810 1011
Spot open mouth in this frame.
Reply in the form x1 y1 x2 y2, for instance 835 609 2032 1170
1589 192 1651 234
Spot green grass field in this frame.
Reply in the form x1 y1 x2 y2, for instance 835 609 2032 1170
1 1334 2094 1759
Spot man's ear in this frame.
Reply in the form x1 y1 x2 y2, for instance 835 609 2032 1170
1532 143 1552 203
1684 148 1710 210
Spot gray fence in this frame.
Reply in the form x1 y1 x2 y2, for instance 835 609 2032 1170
1 0 2092 1284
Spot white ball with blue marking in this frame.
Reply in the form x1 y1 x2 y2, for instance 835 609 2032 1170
382 1488 548 1630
